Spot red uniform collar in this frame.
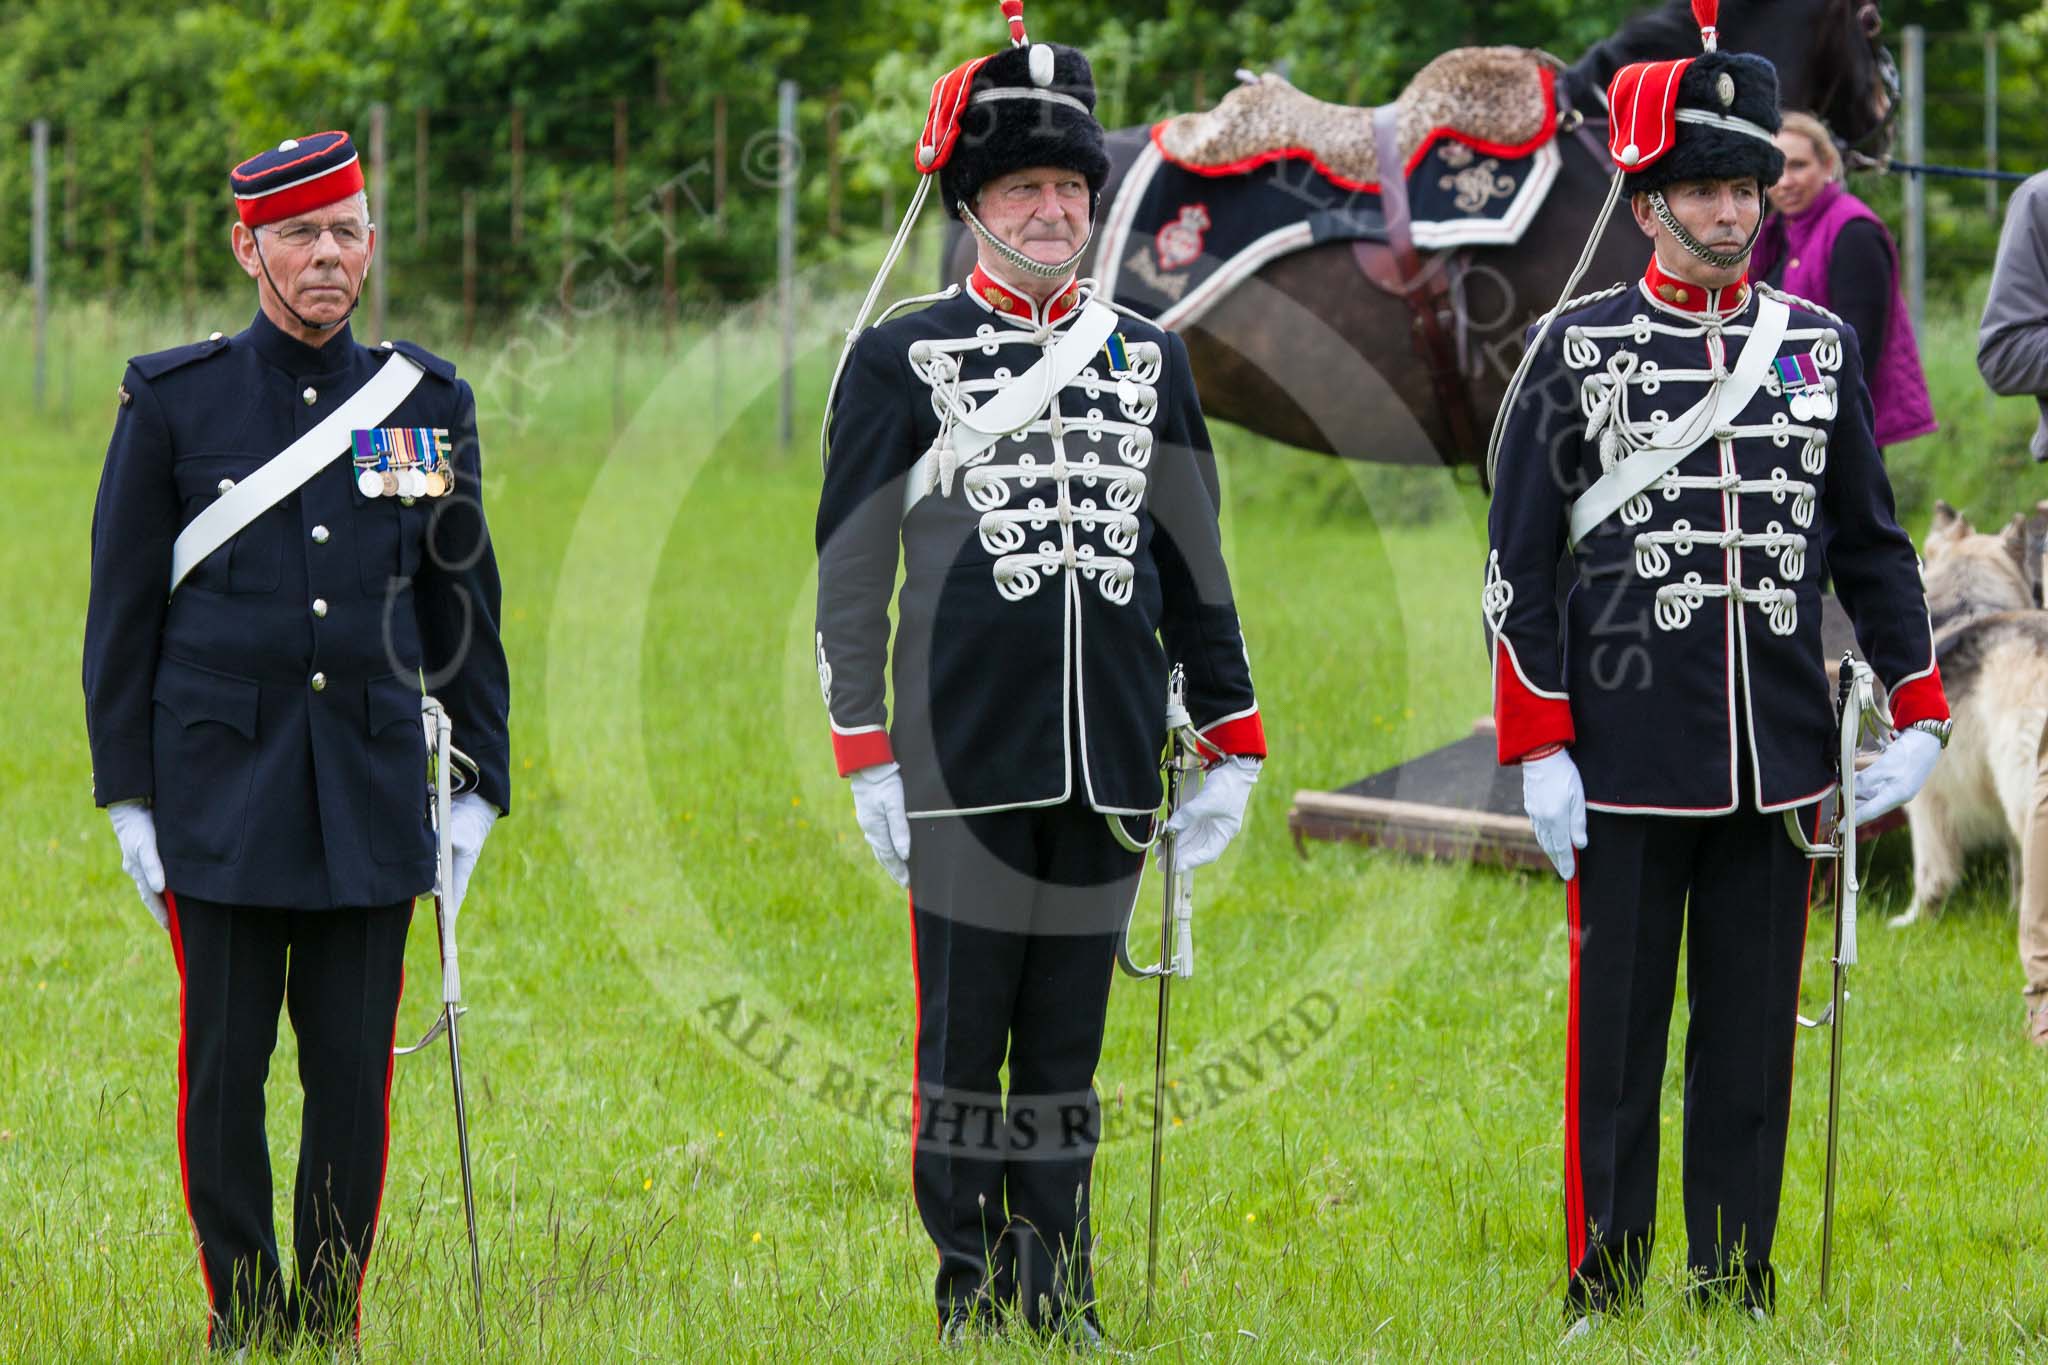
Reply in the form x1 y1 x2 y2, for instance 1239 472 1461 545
1642 255 1749 315
968 265 1082 325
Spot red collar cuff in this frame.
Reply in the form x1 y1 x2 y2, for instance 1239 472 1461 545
1643 256 1748 314
968 265 1081 324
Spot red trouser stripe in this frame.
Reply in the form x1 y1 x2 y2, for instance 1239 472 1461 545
1786 807 1822 1123
1563 871 1588 1273
908 892 945 1337
165 891 221 1345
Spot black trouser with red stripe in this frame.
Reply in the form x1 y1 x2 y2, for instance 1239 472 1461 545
166 893 411 1349
906 799 1142 1332
1563 806 1818 1315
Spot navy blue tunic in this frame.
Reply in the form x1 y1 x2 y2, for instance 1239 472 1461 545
83 310 511 910
1485 269 1946 812
816 274 1263 816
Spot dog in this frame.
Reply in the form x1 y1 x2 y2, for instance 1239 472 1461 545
1892 501 2048 1039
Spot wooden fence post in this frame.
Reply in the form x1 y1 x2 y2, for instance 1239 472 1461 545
510 104 526 246
559 188 576 339
661 183 678 356
613 97 629 235
63 124 78 252
31 119 48 410
140 126 156 254
1984 32 2000 220
827 92 842 238
182 199 198 334
713 93 728 234
370 102 389 342
462 188 478 350
658 63 677 355
416 105 431 245
778 80 797 453
1902 25 1925 336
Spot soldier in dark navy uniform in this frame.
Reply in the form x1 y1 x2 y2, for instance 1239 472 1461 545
1485 23 1948 1327
816 3 1263 1345
83 130 510 1350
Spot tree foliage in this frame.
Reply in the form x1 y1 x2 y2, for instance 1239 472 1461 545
2 0 2042 313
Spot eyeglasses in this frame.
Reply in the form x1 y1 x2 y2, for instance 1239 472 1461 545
264 221 370 250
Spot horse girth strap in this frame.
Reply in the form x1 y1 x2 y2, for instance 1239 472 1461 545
1357 104 1482 463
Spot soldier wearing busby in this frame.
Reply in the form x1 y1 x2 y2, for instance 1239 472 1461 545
1484 1 1949 1324
815 0 1264 1344
83 130 510 1350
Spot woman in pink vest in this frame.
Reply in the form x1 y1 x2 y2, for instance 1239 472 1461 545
1753 111 1938 451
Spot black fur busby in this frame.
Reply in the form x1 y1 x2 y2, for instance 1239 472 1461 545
939 42 1111 219
1623 51 1787 196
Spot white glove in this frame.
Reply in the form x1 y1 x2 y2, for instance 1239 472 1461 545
1522 749 1588 881
446 792 497 916
849 762 912 887
107 799 168 929
1164 756 1261 870
1853 727 1941 823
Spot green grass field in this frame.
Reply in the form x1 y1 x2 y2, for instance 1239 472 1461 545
1 278 2043 1363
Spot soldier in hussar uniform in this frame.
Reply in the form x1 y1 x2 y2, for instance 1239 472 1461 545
83 131 510 1350
815 2 1264 1344
1485 14 1951 1326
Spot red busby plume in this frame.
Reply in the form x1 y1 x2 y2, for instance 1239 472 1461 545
917 55 995 172
1607 59 1691 170
918 1 1039 173
1692 0 1719 51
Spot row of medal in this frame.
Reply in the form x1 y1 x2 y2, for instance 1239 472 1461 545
352 426 457 498
1774 353 1838 423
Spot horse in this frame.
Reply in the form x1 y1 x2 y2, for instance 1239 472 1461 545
940 0 1897 469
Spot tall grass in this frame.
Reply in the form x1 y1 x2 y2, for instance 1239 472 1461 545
0 276 2040 1361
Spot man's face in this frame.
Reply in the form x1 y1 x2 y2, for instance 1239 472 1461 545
974 166 1090 270
1633 176 1761 283
232 201 376 328
1768 132 1830 217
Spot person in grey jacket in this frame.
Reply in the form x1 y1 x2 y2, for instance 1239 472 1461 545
1980 170 2048 462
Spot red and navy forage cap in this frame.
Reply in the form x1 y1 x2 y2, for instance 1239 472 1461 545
918 3 1110 220
230 131 364 228
1606 2 1784 195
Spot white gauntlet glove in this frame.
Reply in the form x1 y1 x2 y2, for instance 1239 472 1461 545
106 799 169 929
1522 749 1588 881
1853 727 1941 822
1164 756 1261 870
849 762 912 887
446 792 497 916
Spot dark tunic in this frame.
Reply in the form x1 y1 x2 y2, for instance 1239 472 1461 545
816 273 1262 816
83 310 510 909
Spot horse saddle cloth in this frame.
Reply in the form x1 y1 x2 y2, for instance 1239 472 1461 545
1155 46 1555 190
1098 45 1567 332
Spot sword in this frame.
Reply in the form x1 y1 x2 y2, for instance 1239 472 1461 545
395 695 486 1349
1781 653 1892 1303
1111 665 1207 1318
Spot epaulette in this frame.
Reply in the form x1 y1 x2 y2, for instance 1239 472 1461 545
1756 282 1846 328
377 338 458 382
1539 281 1630 326
869 285 960 331
129 333 231 381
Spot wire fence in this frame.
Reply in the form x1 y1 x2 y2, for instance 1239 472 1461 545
5 29 2043 362
1 80 903 347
